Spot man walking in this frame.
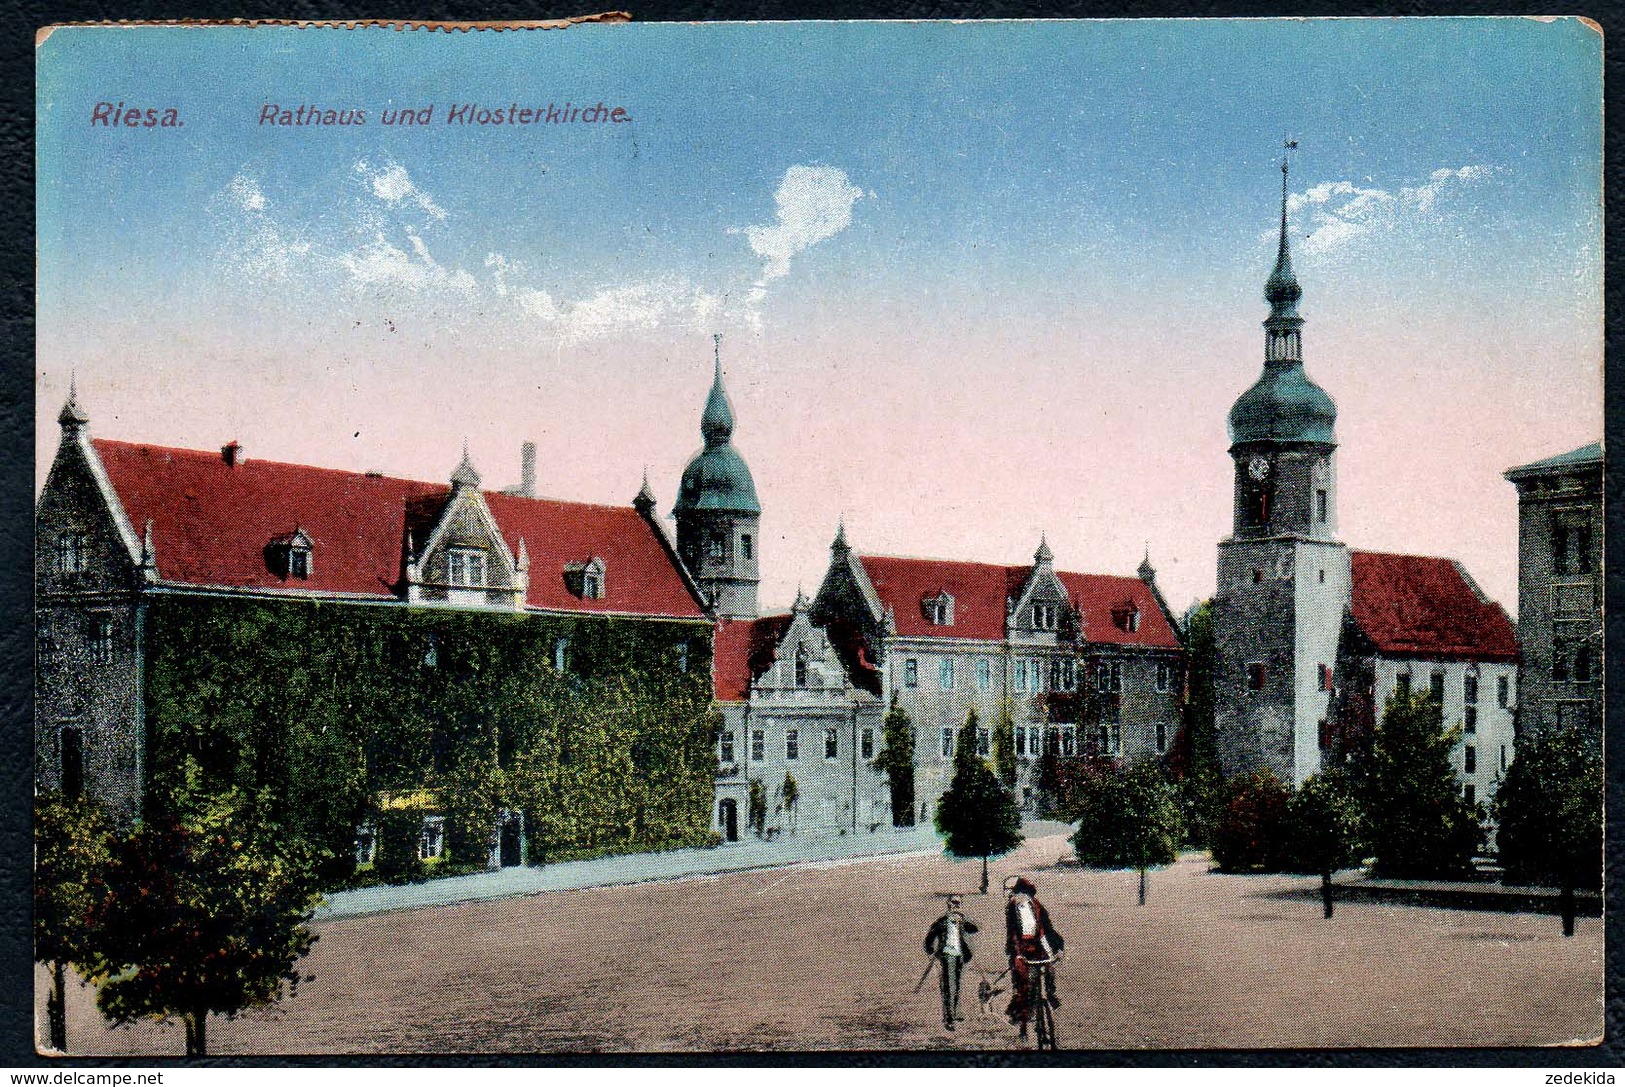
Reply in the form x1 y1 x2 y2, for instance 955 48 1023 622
923 894 979 1030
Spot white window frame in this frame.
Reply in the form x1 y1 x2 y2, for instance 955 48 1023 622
57 533 90 575
785 728 800 761
89 612 114 664
750 729 765 762
940 727 954 759
976 658 991 690
1033 603 1058 630
448 547 488 588
824 728 839 760
860 728 874 760
1156 662 1171 693
939 657 956 690
718 730 735 764
903 658 918 688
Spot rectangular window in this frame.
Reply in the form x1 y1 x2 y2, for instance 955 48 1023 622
785 729 799 761
1013 660 1028 693
57 533 89 575
60 726 83 799
719 731 735 763
1015 726 1027 757
1155 721 1168 754
1060 724 1078 757
288 547 311 579
1033 603 1057 630
1464 706 1477 734
861 729 874 760
1500 745 1508 771
977 728 990 756
1031 659 1046 692
1429 673 1445 703
1577 526 1593 574
1316 489 1328 522
824 728 838 760
1109 661 1123 693
1395 673 1412 699
940 727 954 759
447 548 487 587
751 730 764 762
1553 523 1569 574
1553 646 1570 683
89 613 113 664
1097 721 1120 755
939 658 956 690
976 658 991 690
1318 664 1332 692
1575 645 1592 683
418 816 446 862
741 534 753 561
1498 675 1510 708
1246 662 1266 691
903 658 918 688
1464 783 1476 806
1464 745 1476 774
1156 662 1171 693
1464 673 1479 705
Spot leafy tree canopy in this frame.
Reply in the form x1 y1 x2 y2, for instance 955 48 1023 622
936 709 1023 863
1360 691 1480 880
1070 757 1183 871
1493 727 1602 891
1282 767 1365 876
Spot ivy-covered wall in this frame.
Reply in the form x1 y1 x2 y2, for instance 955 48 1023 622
141 596 717 885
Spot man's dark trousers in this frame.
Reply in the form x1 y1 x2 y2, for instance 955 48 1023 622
938 953 964 1027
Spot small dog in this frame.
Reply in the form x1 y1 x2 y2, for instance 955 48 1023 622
976 977 1006 1016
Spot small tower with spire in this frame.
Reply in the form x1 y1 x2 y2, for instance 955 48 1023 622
673 335 761 619
1213 143 1352 788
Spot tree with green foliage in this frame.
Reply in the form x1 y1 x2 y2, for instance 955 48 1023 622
85 774 325 1056
1211 770 1293 872
34 793 114 1053
873 694 916 826
1168 601 1225 847
438 747 504 868
1283 768 1365 917
781 772 800 833
936 708 1023 894
993 701 1018 790
747 778 767 837
1069 758 1184 904
1493 727 1602 936
1359 691 1481 879
372 806 428 885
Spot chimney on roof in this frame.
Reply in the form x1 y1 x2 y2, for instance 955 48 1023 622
221 441 243 468
520 442 537 498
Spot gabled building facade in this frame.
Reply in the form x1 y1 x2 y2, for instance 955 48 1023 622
710 523 1186 829
37 389 713 847
1214 154 1520 800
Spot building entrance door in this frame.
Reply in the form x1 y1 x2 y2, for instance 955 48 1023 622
719 798 738 841
60 727 83 799
499 813 522 867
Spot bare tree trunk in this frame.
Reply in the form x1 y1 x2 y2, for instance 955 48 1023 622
1561 881 1576 938
1138 865 1147 906
980 855 989 894
1321 870 1334 919
184 1010 207 1057
47 961 66 1052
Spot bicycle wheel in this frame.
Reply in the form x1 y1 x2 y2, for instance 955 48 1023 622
1034 969 1058 1051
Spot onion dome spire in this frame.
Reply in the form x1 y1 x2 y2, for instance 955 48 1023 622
700 333 735 448
1264 148 1303 329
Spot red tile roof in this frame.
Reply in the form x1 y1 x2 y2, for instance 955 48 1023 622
92 440 707 620
1349 550 1517 662
712 614 792 702
855 554 1181 649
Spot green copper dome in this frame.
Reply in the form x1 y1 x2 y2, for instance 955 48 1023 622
673 347 760 515
1229 150 1337 447
1228 363 1337 445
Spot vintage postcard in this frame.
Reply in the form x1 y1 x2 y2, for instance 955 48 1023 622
33 18 1603 1057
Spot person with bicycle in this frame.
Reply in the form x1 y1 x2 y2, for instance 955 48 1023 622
1003 876 1063 1042
923 894 979 1031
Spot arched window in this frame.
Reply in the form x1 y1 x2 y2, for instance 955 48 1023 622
554 636 570 673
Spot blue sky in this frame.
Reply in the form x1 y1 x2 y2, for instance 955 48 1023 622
37 19 1603 612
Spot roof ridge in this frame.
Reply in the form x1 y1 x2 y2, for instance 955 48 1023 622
94 438 640 514
859 551 1145 582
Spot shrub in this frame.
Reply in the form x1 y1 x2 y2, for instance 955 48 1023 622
374 808 427 885
1211 770 1292 872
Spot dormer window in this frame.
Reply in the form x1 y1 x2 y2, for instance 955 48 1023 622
448 548 487 588
266 530 314 581
565 558 607 600
1112 603 1141 633
923 591 955 626
795 644 809 687
1032 603 1058 631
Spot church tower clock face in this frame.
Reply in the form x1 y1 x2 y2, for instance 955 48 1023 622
1248 454 1271 481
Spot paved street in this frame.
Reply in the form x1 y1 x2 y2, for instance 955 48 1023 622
40 830 1603 1055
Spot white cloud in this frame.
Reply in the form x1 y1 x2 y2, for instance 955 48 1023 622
215 173 312 283
355 160 447 221
740 165 864 301
1285 165 1497 259
340 230 476 296
226 174 267 212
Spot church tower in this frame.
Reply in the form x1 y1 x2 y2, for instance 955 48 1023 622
1213 149 1350 786
674 336 761 619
